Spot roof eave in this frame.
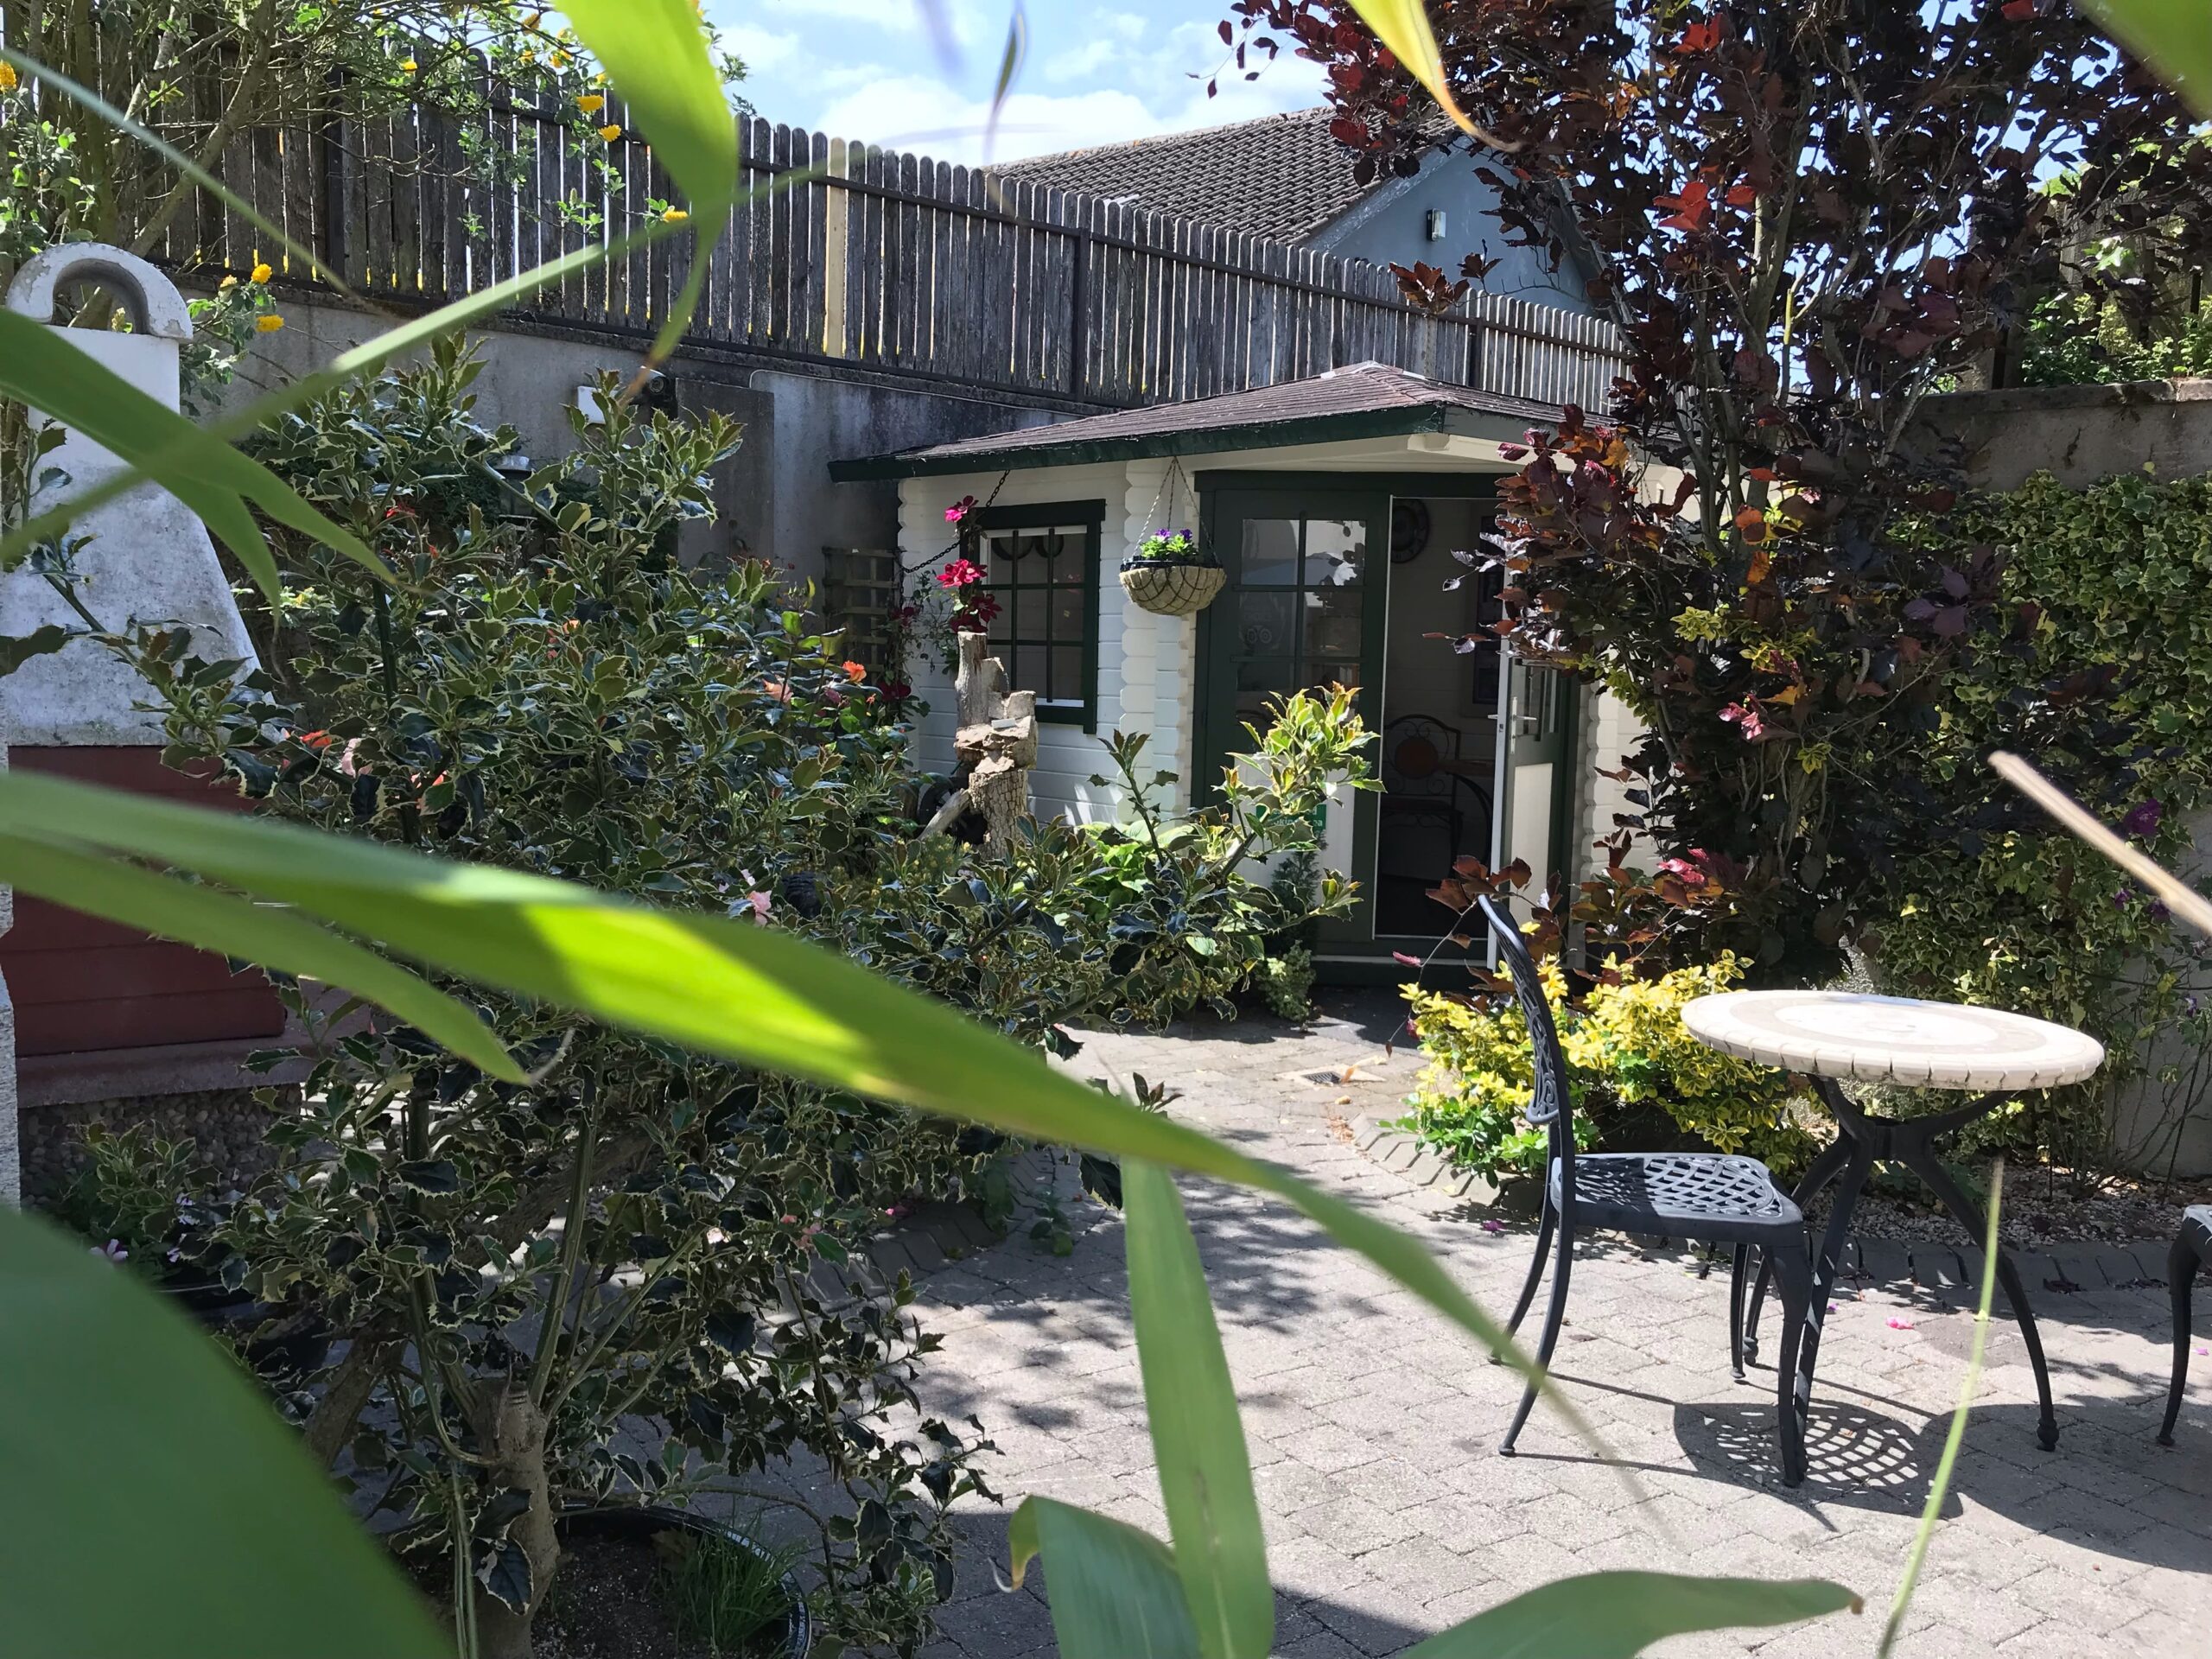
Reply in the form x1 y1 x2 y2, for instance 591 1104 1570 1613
830 403 1522 481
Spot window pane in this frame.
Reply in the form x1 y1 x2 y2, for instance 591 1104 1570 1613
1236 657 1296 695
1306 603 1363 660
1049 587 1084 639
1240 518 1300 586
1016 644 1046 692
1236 590 1296 655
1014 586 1046 639
1310 659 1362 692
985 535 1020 582
1050 533 1088 582
1303 518 1366 588
1049 646 1083 701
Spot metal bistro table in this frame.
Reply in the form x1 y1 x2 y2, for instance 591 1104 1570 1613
1681 990 2106 1455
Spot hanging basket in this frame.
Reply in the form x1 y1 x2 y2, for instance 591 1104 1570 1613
1120 559 1225 617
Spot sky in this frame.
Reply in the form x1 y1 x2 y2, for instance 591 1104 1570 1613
703 0 1330 165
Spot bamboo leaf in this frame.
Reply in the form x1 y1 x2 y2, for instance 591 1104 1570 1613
0 48 349 293
0 309 375 601
0 1205 447 1657
1402 1572 1861 1657
1878 1163 2005 1656
0 770 1592 1440
558 1 739 218
2080 0 2212 114
0 833 519 1081
1007 1497 1201 1659
1344 0 1486 140
1124 1162 1271 1659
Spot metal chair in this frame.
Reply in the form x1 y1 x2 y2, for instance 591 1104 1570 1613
1480 896 1818 1485
2159 1205 2211 1446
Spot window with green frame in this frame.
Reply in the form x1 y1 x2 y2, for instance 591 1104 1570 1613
971 500 1103 730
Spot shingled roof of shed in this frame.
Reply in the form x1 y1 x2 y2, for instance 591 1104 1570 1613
991 108 1381 245
829 362 1533 480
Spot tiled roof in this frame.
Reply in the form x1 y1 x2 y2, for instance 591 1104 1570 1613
830 362 1529 479
993 108 1380 244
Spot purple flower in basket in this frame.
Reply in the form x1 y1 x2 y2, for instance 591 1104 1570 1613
2120 798 2163 840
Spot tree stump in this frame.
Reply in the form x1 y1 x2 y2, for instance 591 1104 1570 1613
938 632 1036 855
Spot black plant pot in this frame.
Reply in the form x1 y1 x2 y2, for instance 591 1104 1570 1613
556 1505 811 1659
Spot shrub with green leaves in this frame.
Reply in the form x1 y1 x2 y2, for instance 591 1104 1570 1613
66 340 1120 1659
1876 468 2212 1170
1396 951 1808 1183
1075 689 1375 1027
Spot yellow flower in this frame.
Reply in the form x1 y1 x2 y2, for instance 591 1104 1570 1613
400 57 418 73
550 50 568 67
598 123 623 142
576 93 605 114
250 261 273 285
523 9 542 24
218 273 238 290
0 62 18 92
661 207 689 223
256 314 286 333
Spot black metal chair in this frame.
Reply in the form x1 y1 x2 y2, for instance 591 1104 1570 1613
1480 896 1818 1485
2159 1205 2210 1446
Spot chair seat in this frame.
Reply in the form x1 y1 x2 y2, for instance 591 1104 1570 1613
1554 1151 1804 1247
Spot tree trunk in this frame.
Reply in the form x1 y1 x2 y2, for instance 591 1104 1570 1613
471 1382 558 1659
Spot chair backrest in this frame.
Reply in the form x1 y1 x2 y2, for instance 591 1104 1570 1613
1477 896 1574 1180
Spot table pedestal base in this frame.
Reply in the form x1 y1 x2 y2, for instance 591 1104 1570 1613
1745 1078 2059 1455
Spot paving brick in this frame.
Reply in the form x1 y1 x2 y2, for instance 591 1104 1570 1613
887 1003 2210 1658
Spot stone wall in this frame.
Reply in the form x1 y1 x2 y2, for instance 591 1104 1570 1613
18 1089 286 1208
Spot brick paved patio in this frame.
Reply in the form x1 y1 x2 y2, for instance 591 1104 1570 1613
907 991 2212 1658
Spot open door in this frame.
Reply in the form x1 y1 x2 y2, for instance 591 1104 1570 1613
1195 485 1389 943
1491 649 1579 894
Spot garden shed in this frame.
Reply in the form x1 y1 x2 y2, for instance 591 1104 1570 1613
832 362 1646 973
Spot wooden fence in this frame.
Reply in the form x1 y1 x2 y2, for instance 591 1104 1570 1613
151 87 1626 414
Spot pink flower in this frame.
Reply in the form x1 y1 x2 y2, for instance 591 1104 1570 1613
90 1239 129 1264
944 494 978 525
1886 1316 1914 1330
746 890 772 925
1718 701 1767 741
1479 1218 1505 1234
938 557 986 588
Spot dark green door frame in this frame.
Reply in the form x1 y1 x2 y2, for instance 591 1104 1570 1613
1193 467 1554 958
1193 478 1399 944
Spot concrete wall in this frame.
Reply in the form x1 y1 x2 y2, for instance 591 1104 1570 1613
225 293 1062 588
1313 148 1597 315
1915 376 2212 492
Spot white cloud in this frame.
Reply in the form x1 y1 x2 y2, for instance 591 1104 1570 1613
810 62 1319 163
721 24 800 73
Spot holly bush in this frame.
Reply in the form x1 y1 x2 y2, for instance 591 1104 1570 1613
76 339 1126 1657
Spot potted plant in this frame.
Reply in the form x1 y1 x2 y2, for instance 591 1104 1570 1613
1119 527 1224 617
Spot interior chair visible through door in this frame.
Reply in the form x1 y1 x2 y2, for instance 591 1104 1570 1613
1479 896 1819 1485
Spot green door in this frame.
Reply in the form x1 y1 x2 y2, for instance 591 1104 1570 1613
1196 485 1389 941
1491 650 1580 893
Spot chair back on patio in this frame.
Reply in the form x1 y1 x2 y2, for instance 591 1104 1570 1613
1478 896 1574 1187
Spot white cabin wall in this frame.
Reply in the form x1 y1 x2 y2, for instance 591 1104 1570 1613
896 464 1163 826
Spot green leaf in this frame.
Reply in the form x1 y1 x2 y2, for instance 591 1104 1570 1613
1007 1497 1201 1659
0 770 1590 1445
558 1 738 218
0 624 68 676
559 0 739 359
1123 1162 1271 1659
2080 0 2212 115
0 831 520 1082
0 309 373 602
0 1205 447 1657
1878 1164 2005 1656
1344 0 1486 140
0 48 346 294
1402 1572 1861 1657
